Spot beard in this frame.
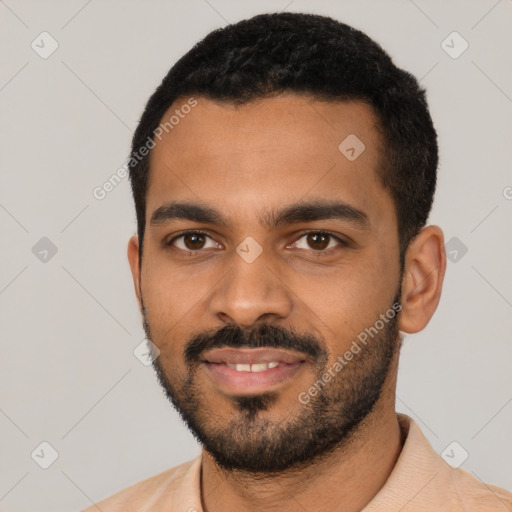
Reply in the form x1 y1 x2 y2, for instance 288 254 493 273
143 291 401 475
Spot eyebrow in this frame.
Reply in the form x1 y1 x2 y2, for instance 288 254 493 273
150 199 370 230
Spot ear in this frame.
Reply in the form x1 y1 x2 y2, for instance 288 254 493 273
127 235 142 312
399 225 447 334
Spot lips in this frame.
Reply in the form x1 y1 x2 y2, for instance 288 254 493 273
201 347 308 393
202 347 306 366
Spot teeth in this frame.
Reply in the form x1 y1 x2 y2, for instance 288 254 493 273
226 362 280 372
250 363 269 372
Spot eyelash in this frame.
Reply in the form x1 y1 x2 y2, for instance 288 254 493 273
165 229 348 256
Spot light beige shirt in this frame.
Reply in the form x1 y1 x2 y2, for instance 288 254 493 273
83 414 512 511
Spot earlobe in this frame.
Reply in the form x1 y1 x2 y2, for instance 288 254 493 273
398 225 447 334
127 235 143 312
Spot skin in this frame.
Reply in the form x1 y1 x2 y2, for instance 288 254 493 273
127 94 446 512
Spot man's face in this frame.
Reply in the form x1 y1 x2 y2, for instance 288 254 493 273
135 94 402 473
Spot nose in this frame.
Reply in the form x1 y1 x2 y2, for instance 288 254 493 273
208 247 293 327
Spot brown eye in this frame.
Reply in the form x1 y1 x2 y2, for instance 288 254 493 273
168 231 218 252
306 233 330 250
292 232 344 252
183 233 206 250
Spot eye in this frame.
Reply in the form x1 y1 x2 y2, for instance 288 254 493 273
167 230 220 252
165 230 347 255
291 231 345 252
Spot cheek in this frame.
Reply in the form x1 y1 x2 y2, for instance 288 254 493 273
141 259 224 375
140 271 187 358
141 253 207 324
293 253 398 352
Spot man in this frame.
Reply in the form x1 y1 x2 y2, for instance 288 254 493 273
84 12 512 512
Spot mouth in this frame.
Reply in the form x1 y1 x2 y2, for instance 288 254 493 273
201 347 308 395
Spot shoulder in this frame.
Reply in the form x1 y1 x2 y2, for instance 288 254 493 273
81 456 201 512
448 466 512 511
366 415 512 511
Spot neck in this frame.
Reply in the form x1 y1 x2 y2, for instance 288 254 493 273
200 379 403 512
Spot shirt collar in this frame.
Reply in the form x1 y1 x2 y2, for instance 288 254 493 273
169 413 492 511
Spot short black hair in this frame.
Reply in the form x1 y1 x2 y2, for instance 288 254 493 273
129 12 438 260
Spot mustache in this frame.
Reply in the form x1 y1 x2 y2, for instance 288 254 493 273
184 323 326 366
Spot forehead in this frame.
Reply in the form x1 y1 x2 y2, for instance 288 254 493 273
146 94 394 230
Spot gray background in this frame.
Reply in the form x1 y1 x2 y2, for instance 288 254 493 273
0 0 511 510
